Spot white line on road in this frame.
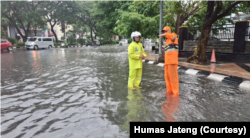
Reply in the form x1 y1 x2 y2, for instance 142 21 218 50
207 74 228 82
186 69 199 75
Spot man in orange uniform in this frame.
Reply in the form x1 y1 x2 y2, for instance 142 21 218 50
159 26 179 95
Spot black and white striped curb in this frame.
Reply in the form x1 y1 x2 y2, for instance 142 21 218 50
142 59 250 90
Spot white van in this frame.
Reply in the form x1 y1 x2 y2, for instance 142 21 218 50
25 37 54 50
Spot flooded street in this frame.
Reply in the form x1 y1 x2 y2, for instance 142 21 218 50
1 46 250 138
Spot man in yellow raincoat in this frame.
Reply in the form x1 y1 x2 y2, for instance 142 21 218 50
159 26 179 95
128 31 147 89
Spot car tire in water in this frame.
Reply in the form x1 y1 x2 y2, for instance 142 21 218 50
34 45 38 50
48 45 52 49
7 46 13 52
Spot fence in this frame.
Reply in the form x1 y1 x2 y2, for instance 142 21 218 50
187 24 234 41
186 23 250 41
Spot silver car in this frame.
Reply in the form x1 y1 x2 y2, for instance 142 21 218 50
119 39 128 46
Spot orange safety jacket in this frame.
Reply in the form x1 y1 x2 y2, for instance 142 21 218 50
164 33 179 64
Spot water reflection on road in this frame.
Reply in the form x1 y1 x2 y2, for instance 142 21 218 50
1 47 250 138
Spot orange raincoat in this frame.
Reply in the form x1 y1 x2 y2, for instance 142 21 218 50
164 33 179 95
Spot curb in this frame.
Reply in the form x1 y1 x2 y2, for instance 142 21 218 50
142 59 250 91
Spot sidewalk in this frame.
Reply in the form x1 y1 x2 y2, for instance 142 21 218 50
144 51 250 90
145 51 250 80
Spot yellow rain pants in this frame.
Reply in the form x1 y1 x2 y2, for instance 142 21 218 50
128 41 146 88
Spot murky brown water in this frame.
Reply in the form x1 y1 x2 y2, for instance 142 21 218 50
1 46 250 138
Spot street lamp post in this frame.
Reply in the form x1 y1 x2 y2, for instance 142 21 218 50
159 1 163 54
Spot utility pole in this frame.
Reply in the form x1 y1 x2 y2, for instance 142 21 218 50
159 1 163 54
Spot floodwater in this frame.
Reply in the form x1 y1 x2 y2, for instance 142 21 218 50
1 46 250 138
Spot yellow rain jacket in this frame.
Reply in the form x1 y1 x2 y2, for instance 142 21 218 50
128 41 147 69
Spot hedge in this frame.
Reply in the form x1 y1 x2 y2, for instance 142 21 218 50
54 42 62 46
68 43 77 46
16 42 25 47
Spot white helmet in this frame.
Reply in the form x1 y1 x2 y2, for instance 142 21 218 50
131 31 141 42
131 31 141 38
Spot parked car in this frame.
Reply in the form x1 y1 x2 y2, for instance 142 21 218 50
1 38 13 52
60 40 68 48
25 37 54 50
119 39 128 46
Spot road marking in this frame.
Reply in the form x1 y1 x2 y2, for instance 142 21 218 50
186 69 199 75
148 61 154 64
239 81 250 90
207 74 228 82
156 63 165 67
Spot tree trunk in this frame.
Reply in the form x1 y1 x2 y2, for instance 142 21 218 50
90 28 94 42
187 23 212 64
175 14 181 35
34 28 37 36
197 25 211 62
51 27 58 43
23 23 30 42
187 1 214 64
12 21 30 42
49 20 58 43
142 37 144 47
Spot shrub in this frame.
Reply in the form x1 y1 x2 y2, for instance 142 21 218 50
17 42 25 47
78 38 86 45
68 43 76 46
100 40 120 45
7 37 17 45
54 43 62 46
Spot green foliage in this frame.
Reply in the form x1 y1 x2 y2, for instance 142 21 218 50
54 43 62 46
7 37 17 45
78 38 86 45
184 1 250 37
128 39 132 44
86 35 91 39
17 42 25 47
1 1 46 42
100 40 118 45
68 36 77 44
68 43 76 46
114 11 157 38
1 27 7 36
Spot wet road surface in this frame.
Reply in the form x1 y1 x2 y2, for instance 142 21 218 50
1 47 250 138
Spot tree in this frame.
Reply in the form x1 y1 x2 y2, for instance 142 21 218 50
134 0 204 34
38 1 78 42
92 1 132 40
73 1 98 42
1 1 45 42
114 11 157 39
164 0 204 35
187 1 250 64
